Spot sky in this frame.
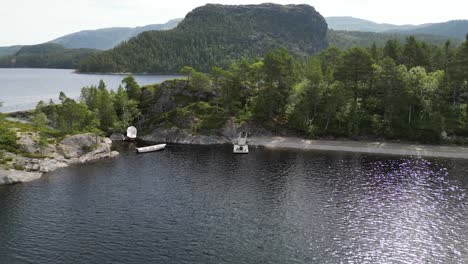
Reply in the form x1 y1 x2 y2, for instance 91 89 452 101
1 0 467 46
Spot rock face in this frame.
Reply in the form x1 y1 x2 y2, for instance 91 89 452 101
151 80 214 114
58 133 104 158
142 127 230 145
0 170 42 185
141 80 216 127
141 119 286 145
110 133 125 141
15 132 56 156
0 133 118 186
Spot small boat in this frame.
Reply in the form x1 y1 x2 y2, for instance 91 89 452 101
136 144 166 153
233 144 249 154
233 131 249 154
126 126 137 140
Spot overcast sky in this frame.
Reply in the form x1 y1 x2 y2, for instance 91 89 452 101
1 0 467 46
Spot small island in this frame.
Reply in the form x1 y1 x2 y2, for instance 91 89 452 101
2 34 468 185
1 4 468 186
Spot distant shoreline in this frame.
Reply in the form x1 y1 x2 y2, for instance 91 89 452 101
249 136 468 159
0 67 185 76
73 70 186 76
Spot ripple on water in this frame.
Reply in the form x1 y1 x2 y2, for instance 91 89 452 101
0 146 467 264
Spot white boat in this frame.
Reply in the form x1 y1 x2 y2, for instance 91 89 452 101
136 144 166 153
233 132 249 154
233 144 249 154
126 126 137 140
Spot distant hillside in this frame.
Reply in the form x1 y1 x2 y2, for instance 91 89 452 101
393 20 468 40
0 45 22 57
326 16 419 32
326 17 468 39
328 30 462 49
79 4 328 73
51 19 181 50
0 43 97 69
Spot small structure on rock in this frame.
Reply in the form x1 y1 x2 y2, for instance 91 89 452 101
126 126 137 140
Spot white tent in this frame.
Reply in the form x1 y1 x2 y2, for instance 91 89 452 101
126 126 137 139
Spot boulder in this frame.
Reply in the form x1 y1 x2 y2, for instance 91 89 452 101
38 158 69 173
110 133 126 141
31 164 40 171
17 132 39 153
0 170 42 185
58 133 101 158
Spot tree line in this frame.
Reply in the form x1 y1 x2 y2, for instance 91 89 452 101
12 35 468 144
0 43 97 69
163 36 468 143
32 76 142 135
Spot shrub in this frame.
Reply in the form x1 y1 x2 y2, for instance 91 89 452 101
0 127 19 153
13 163 25 170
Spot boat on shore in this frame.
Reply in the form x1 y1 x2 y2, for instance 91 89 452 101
233 132 249 154
136 144 167 153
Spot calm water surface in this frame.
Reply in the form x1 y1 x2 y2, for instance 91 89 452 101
0 145 467 263
0 68 180 112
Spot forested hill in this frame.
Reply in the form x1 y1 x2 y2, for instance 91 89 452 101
327 17 468 40
326 17 419 32
0 43 97 69
394 20 468 40
328 30 463 49
50 19 182 50
0 45 22 57
78 3 328 73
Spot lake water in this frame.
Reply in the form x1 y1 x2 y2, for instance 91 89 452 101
0 68 180 112
1 145 467 263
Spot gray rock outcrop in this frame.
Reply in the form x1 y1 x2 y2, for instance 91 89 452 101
142 127 230 145
141 118 284 146
1 133 119 186
0 170 42 185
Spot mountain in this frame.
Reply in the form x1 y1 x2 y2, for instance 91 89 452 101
326 16 420 32
0 43 97 69
328 30 462 49
50 18 182 50
0 45 22 57
78 3 328 73
393 20 468 40
326 17 468 40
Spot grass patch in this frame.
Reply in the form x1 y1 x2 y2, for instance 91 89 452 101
81 144 98 153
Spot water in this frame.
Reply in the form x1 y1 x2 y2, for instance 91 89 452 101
1 145 467 263
0 68 181 112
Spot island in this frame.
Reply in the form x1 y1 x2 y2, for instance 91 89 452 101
1 3 467 186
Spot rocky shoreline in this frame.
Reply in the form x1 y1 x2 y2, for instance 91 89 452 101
140 126 468 159
0 133 118 186
3 123 467 187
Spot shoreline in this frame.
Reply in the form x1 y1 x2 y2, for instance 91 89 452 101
248 136 468 159
3 134 467 186
141 128 468 159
